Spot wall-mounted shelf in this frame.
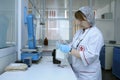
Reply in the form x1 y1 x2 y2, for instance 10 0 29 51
95 18 113 21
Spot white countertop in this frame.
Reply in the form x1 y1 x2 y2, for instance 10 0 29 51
0 56 77 80
105 43 120 47
42 46 56 51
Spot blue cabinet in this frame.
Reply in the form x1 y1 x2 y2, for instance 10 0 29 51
100 44 115 70
112 47 120 79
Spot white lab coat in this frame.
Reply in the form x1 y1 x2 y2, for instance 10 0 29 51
70 25 104 80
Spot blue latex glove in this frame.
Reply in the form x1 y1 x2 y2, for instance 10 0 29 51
56 41 60 49
59 44 71 53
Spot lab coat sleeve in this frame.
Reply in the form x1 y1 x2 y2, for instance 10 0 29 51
80 34 103 66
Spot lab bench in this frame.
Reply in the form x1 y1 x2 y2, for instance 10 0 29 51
42 45 56 52
41 45 56 56
0 56 77 80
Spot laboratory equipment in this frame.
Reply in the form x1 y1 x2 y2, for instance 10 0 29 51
112 46 120 79
52 49 61 64
44 37 48 46
21 14 42 61
23 57 32 67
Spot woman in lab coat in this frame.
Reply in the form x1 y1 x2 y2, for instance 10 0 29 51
58 6 104 80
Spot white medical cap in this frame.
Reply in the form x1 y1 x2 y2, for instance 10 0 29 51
79 6 95 26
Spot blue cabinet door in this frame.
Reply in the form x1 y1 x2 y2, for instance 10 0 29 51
112 47 120 79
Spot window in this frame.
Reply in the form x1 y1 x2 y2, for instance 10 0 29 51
45 20 69 40
36 0 70 41
35 0 89 43
0 0 16 48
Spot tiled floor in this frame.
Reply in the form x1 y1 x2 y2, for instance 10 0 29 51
102 69 120 80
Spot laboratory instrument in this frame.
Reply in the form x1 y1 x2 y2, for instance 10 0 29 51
21 14 42 62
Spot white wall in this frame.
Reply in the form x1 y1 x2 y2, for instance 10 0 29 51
96 20 114 41
0 47 17 74
95 1 115 19
114 0 120 43
95 1 115 42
